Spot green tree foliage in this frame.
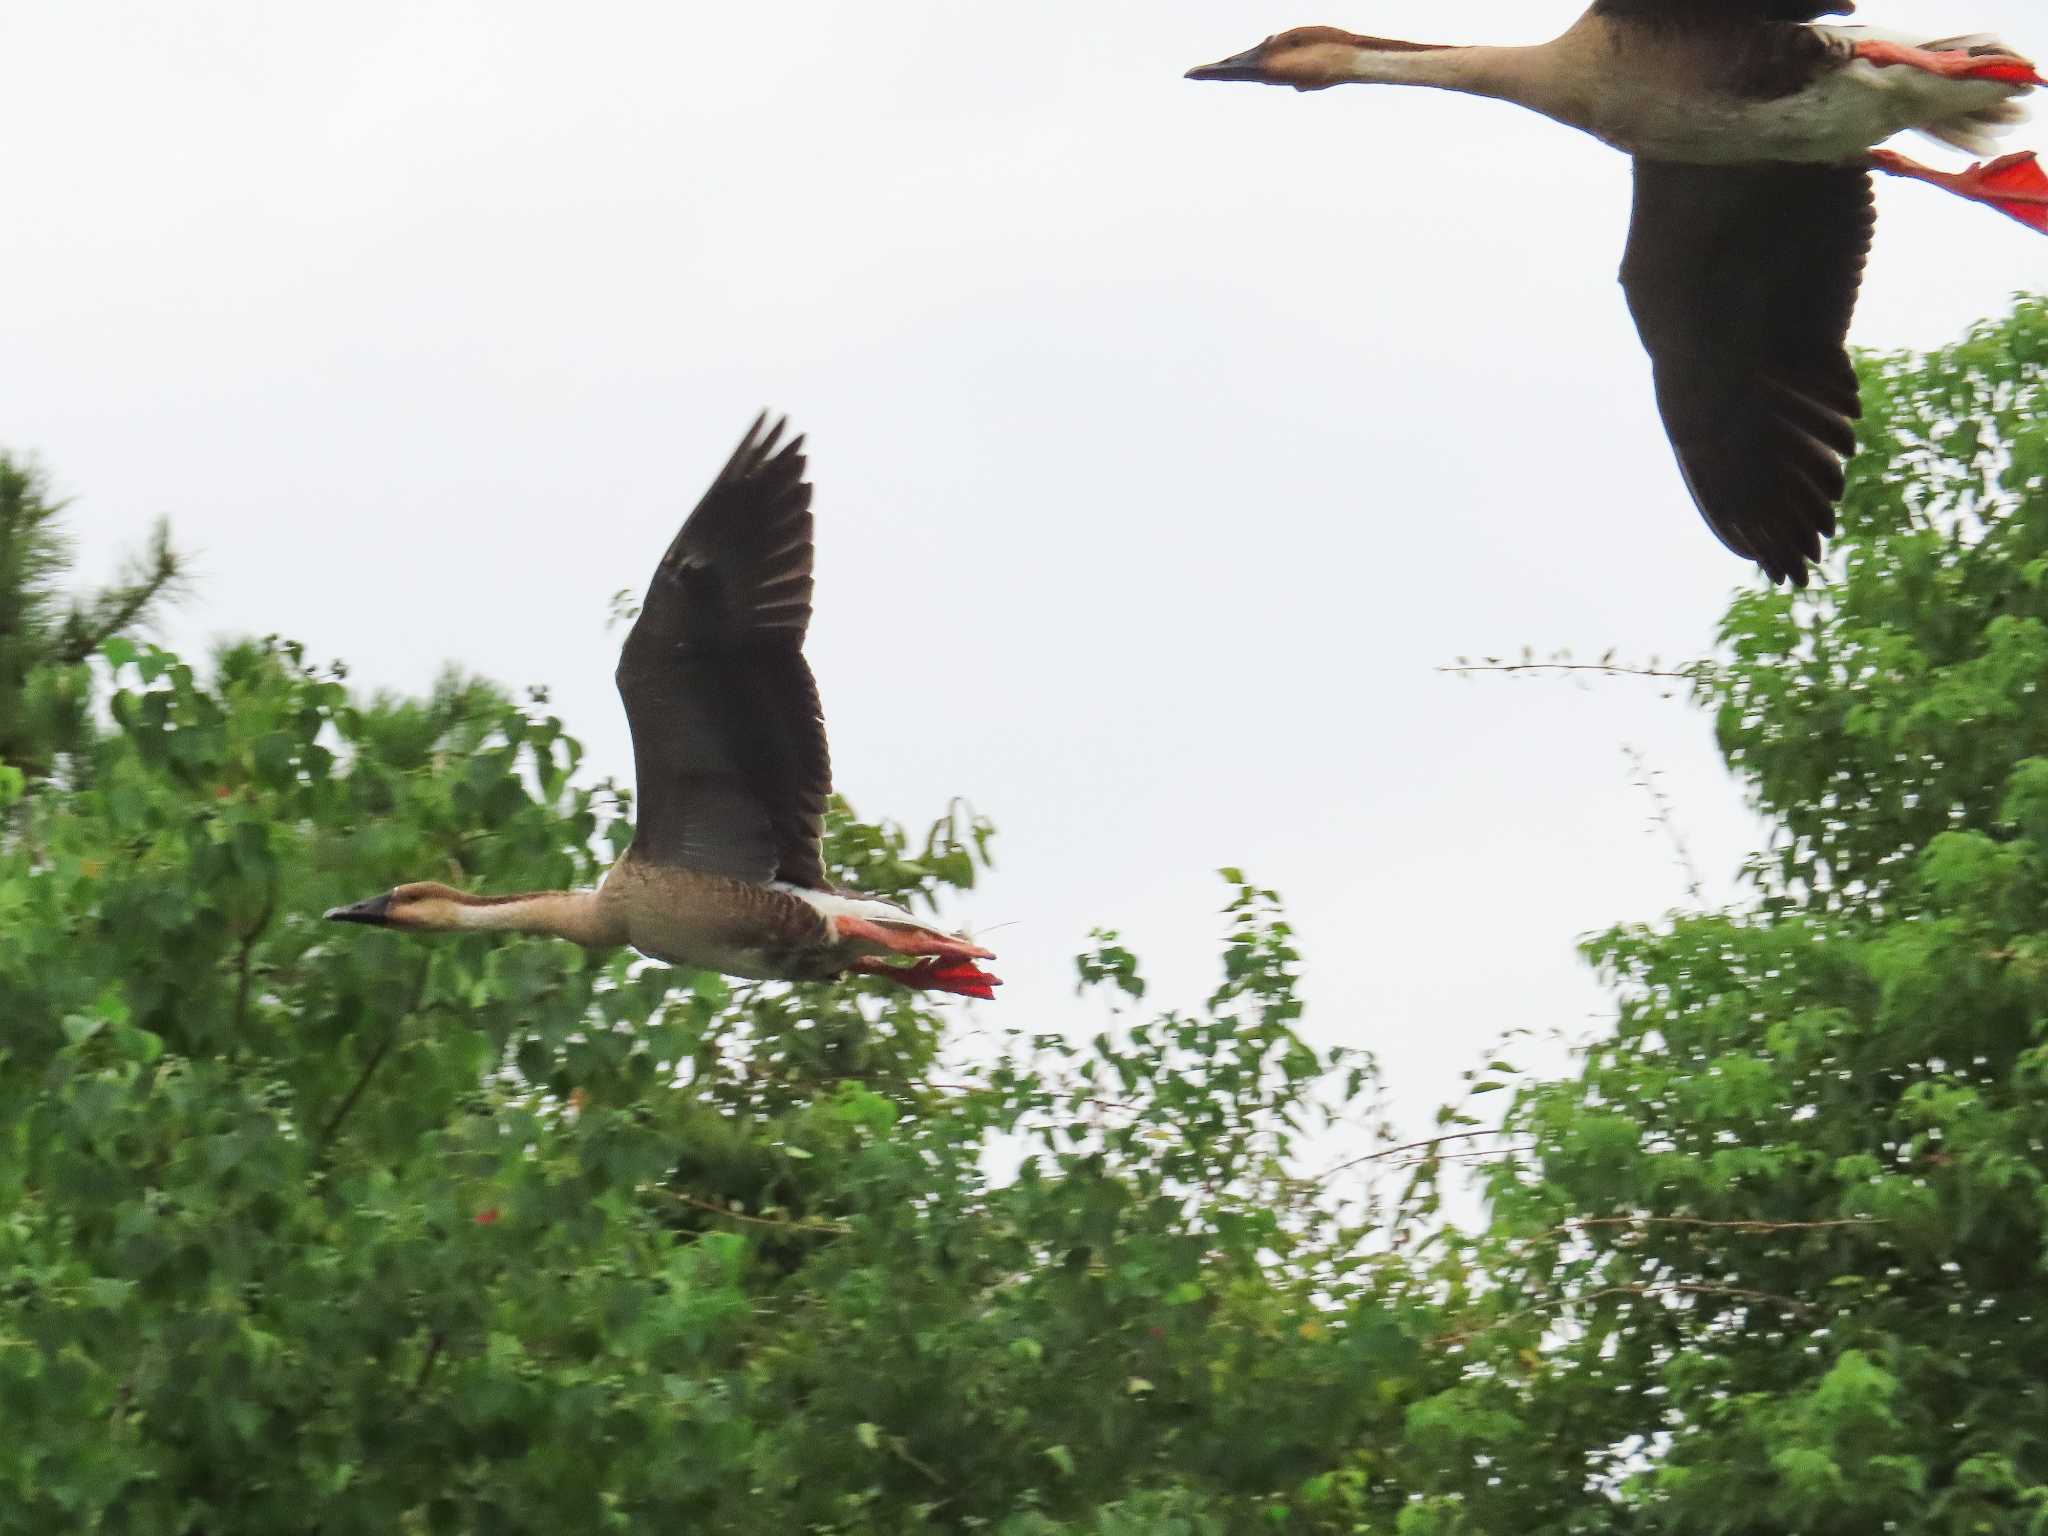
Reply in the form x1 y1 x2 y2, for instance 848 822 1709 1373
0 453 181 785
1441 297 2048 1535
8 296 2048 1533
0 632 1455 1531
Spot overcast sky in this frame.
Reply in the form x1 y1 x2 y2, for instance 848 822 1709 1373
5 0 2041 1149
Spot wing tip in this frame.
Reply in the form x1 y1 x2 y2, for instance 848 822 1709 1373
730 410 805 479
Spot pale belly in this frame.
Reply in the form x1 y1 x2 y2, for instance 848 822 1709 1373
617 897 837 982
1596 63 2018 164
606 871 952 984
627 929 794 981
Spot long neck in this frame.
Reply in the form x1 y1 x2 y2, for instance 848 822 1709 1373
454 889 625 949
1338 42 1572 118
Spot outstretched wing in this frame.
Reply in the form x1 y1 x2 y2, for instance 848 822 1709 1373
1619 160 1872 587
615 414 831 889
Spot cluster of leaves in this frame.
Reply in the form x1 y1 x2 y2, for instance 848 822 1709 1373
9 295 2048 1533
0 629 1475 1531
1435 296 2048 1536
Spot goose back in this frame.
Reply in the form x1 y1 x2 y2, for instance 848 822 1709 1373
1587 3 1850 104
1590 0 1852 25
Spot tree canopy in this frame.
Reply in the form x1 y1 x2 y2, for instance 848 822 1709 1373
3 297 2047 1532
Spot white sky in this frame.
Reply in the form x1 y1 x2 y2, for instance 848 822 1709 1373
4 0 2040 1148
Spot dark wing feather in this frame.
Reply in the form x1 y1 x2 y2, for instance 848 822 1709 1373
1592 0 1851 22
1618 160 1873 587
615 414 831 889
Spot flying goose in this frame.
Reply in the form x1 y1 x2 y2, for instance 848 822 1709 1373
1187 2 2047 586
327 416 1000 1000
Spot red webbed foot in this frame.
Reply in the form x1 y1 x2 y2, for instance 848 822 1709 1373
1872 148 2048 235
851 954 1002 1000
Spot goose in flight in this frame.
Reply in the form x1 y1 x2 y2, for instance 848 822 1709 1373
327 415 1000 1000
1187 1 2047 586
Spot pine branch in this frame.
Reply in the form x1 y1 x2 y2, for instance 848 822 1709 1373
58 518 185 663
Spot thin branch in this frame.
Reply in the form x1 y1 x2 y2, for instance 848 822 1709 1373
1623 743 1707 906
1437 1279 1815 1349
918 1078 1142 1115
662 1190 851 1236
1439 660 1706 683
1387 1145 1536 1170
231 898 276 1037
406 1331 446 1407
319 1032 395 1150
1315 1130 1516 1182
1560 1215 1879 1235
1581 1280 1815 1314
319 965 428 1151
890 1438 948 1489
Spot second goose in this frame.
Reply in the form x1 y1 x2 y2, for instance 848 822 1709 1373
1188 0 2047 586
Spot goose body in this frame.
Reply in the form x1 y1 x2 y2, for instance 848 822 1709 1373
1597 38 2013 162
1187 3 2048 585
327 418 1000 1001
604 864 955 985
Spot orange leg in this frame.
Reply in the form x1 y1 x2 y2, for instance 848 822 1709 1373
1854 38 2045 87
833 914 995 962
1871 147 2048 235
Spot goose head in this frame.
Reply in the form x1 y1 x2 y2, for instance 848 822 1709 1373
324 880 472 932
1185 27 1438 91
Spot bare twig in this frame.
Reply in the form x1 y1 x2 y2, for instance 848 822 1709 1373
1623 743 1707 906
1439 660 1704 683
1315 1130 1516 1182
1387 1145 1536 1171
